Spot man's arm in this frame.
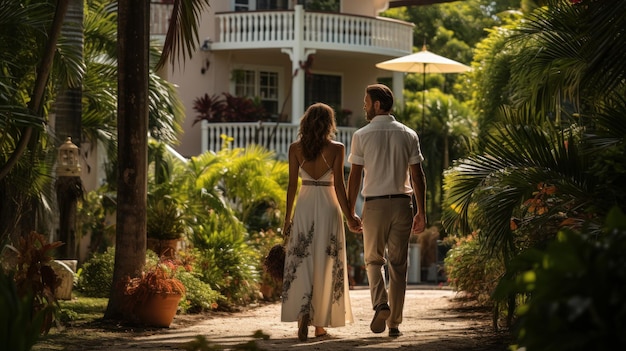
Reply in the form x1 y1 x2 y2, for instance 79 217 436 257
347 164 363 233
410 163 427 234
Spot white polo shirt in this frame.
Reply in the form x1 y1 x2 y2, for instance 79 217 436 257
348 114 424 198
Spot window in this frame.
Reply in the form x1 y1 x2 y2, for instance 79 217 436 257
234 0 249 11
233 69 281 118
305 73 342 110
257 0 289 10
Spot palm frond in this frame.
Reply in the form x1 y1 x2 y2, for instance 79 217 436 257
156 0 211 70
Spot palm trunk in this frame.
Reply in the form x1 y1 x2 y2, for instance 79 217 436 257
105 0 149 322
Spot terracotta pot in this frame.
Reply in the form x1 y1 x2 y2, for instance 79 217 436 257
135 293 182 327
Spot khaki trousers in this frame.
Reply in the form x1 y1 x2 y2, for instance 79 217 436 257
361 196 413 328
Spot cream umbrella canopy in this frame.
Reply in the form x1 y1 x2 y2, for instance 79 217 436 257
376 45 471 132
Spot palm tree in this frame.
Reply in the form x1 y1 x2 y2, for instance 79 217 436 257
443 0 626 279
0 0 71 243
105 0 210 321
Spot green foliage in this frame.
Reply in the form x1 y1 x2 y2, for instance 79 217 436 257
494 207 626 350
57 297 107 323
10 232 62 335
75 247 115 298
76 189 116 255
443 232 504 305
191 216 259 308
0 272 46 351
219 145 287 228
176 269 222 313
304 0 339 12
147 140 194 241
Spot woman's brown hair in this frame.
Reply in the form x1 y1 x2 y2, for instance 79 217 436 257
298 103 336 161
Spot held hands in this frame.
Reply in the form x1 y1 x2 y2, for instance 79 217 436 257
347 214 363 233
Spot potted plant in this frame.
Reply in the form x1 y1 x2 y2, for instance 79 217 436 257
122 259 186 328
147 141 192 258
147 194 190 257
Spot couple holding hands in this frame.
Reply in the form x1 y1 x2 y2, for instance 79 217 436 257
280 84 427 341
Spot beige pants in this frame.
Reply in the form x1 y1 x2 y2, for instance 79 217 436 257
362 196 413 328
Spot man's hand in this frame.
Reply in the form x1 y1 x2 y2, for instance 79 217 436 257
347 215 363 233
411 214 426 234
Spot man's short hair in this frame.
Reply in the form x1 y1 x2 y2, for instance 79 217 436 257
366 84 394 112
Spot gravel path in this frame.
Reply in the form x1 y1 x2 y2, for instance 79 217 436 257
35 285 510 351
132 286 505 350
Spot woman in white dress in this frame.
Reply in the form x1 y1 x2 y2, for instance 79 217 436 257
281 103 361 341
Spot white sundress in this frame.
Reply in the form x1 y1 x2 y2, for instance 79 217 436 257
280 156 354 327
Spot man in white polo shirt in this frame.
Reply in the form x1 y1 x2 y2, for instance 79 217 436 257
347 83 427 338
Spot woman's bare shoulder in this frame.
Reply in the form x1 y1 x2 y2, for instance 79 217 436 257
329 141 345 154
289 140 302 151
329 140 345 148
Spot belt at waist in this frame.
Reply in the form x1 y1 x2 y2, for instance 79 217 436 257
302 180 332 186
364 194 411 201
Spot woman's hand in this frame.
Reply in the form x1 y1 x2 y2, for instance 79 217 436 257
347 214 362 233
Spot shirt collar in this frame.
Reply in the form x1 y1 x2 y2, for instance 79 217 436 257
370 114 396 123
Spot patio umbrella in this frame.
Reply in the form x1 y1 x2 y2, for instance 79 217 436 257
376 45 471 132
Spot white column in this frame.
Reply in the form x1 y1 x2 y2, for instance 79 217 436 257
282 5 315 125
392 71 404 108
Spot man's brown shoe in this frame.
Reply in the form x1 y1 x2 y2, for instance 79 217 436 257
370 303 390 333
389 327 402 337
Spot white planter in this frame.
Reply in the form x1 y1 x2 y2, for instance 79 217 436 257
408 243 421 283
52 260 77 300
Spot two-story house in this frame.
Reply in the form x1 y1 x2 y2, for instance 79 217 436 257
152 0 419 159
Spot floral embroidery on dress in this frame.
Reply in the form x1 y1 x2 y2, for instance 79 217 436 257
282 222 315 303
326 232 345 303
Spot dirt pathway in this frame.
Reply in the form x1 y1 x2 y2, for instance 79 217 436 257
35 285 509 351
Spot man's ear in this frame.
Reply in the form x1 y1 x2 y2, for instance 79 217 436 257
374 100 380 112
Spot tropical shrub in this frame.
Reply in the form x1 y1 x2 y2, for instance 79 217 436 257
192 92 269 124
10 232 62 335
0 272 46 351
443 231 504 305
76 247 116 298
494 207 626 351
176 269 222 313
175 248 222 313
191 214 260 308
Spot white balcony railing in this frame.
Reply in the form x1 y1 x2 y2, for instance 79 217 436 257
213 10 413 56
203 122 357 160
150 5 414 56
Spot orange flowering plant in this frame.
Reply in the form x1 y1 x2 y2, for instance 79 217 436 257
122 258 187 306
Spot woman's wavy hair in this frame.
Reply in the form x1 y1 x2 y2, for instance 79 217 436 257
298 103 336 161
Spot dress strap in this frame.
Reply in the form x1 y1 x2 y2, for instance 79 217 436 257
321 153 331 170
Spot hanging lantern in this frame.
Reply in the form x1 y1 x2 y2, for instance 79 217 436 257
57 137 81 177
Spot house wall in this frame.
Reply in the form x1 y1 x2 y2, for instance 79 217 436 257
168 0 399 158
343 0 390 16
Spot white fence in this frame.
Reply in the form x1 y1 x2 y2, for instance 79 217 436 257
203 122 356 160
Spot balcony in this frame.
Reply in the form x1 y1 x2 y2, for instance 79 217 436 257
150 5 413 56
202 122 357 159
212 10 413 56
